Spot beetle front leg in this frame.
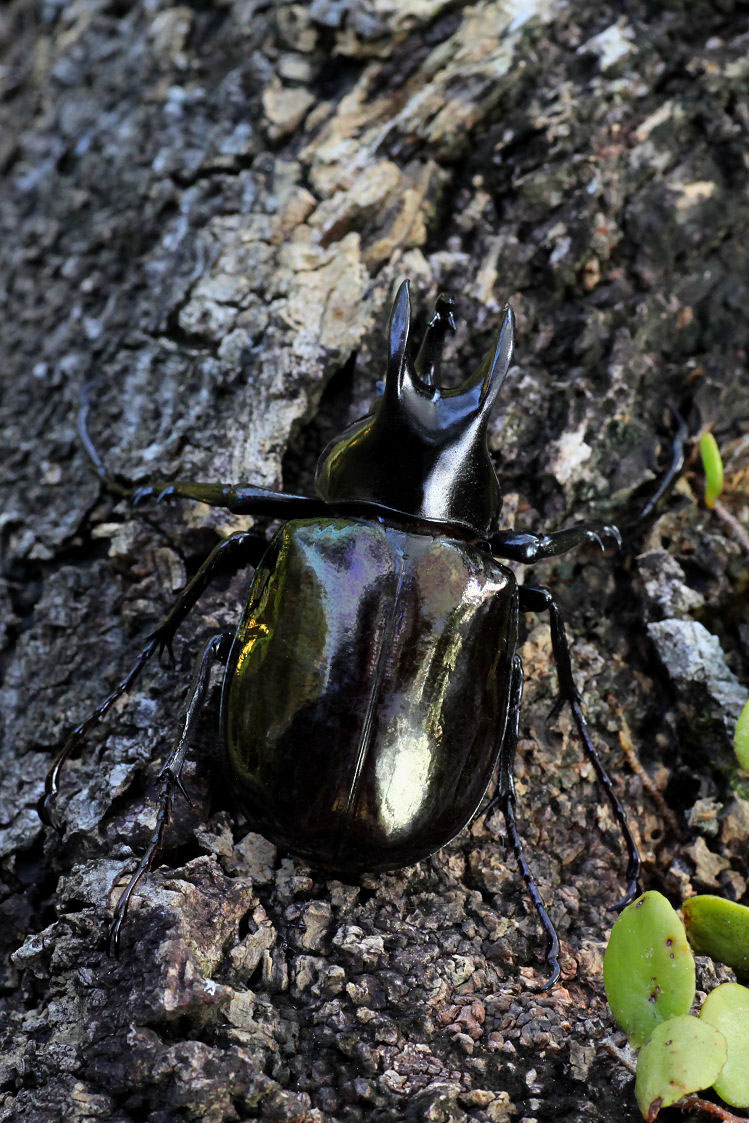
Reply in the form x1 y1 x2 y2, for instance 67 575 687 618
108 629 234 955
131 480 331 520
40 531 265 828
485 656 561 989
490 523 621 564
78 386 330 520
518 584 641 908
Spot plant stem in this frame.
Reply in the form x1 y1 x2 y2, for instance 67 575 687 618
602 1040 746 1121
712 500 749 554
679 1093 747 1122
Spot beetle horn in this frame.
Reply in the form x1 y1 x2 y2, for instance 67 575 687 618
414 293 456 389
461 304 515 411
386 279 411 392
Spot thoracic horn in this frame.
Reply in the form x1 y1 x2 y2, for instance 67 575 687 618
315 281 513 538
386 279 411 394
459 304 515 413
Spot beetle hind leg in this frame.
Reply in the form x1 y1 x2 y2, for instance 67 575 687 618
40 531 265 829
108 629 234 956
39 632 164 830
518 584 641 909
485 656 561 989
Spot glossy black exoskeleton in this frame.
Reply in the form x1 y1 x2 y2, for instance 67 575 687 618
41 281 642 986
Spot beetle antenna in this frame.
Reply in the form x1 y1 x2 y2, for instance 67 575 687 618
414 292 456 389
78 381 132 499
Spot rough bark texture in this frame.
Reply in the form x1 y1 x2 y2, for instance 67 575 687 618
1 2 748 1121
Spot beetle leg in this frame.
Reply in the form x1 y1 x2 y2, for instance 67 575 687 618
130 480 331 519
108 629 234 956
78 385 330 519
485 656 562 989
518 584 641 909
40 531 265 828
490 523 621 564
630 405 688 525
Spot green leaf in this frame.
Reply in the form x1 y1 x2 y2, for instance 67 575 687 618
604 891 695 1047
699 431 724 508
683 895 749 978
700 983 749 1109
735 696 749 771
635 1015 727 1121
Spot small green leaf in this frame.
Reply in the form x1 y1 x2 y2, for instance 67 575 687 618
700 982 749 1109
635 1015 727 1121
604 891 695 1047
683 895 749 978
735 697 749 771
699 431 724 508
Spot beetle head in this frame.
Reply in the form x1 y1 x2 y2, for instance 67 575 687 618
315 279 514 538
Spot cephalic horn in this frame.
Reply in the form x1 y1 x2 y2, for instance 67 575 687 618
414 293 457 389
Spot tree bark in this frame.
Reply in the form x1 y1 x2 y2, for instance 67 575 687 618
1 2 747 1121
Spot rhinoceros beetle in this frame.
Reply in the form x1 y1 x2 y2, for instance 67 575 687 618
41 280 642 987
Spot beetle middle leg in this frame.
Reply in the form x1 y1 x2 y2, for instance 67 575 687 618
490 522 622 564
484 655 562 988
518 584 641 908
40 530 266 828
108 629 234 955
